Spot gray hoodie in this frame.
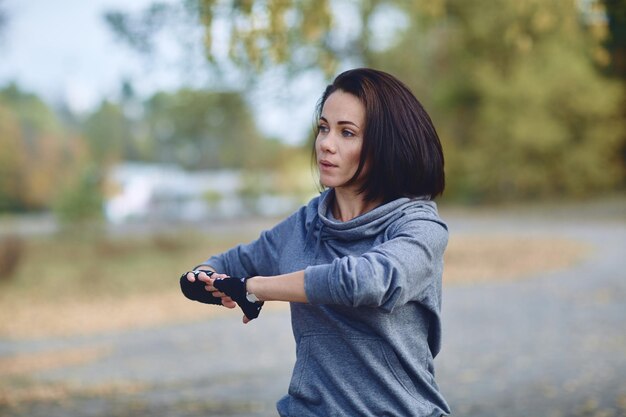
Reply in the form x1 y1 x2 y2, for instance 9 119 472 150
205 189 450 416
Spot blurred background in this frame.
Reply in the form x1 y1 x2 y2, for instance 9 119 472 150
0 0 624 416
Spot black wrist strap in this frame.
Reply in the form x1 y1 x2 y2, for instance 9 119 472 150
213 277 263 320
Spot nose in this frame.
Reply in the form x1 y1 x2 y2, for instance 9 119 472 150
317 133 336 154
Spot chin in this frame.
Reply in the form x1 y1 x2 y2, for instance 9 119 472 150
319 178 340 189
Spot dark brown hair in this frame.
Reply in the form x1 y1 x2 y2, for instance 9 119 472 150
314 68 445 202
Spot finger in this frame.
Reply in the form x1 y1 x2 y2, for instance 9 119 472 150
210 290 226 297
186 272 195 282
197 274 212 284
197 271 212 280
243 316 251 324
223 300 237 309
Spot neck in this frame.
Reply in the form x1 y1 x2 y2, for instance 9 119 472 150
331 187 381 222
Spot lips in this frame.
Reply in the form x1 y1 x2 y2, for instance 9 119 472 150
319 159 338 168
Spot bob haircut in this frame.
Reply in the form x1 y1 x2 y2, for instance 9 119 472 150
314 68 445 203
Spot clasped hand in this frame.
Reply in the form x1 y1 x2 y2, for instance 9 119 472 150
180 270 262 324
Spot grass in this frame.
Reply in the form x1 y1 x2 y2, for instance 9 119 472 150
0 227 257 339
1 228 249 298
0 222 590 340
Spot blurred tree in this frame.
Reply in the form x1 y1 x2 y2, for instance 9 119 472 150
0 0 7 39
142 88 265 169
106 0 625 201
0 102 24 211
105 2 175 55
269 144 317 199
105 0 336 78
118 79 151 161
0 84 65 211
0 84 97 215
599 0 626 177
52 164 104 225
602 0 626 77
365 0 625 201
83 100 134 165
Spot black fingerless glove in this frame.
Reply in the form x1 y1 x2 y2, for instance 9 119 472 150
179 270 222 305
213 277 263 320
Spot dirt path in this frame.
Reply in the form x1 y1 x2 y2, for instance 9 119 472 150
437 213 626 417
1 210 625 417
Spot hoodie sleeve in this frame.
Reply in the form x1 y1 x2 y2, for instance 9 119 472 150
202 208 303 278
304 217 448 313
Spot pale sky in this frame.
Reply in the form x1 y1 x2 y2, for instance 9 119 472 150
0 0 167 111
0 0 323 144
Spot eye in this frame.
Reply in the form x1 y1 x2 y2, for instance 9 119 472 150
317 124 329 134
342 129 355 138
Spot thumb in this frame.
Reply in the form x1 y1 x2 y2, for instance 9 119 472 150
243 316 251 324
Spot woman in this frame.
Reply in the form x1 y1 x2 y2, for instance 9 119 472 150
181 68 450 416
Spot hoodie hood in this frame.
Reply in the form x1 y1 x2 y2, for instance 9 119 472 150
305 189 443 247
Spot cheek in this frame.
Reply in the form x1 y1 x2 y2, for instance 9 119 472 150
349 148 369 180
347 144 363 169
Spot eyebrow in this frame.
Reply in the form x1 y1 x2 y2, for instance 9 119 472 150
320 116 360 129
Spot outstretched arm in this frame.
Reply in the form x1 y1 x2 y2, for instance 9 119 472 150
246 271 308 303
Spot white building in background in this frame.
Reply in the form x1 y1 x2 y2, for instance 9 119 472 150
104 162 306 224
104 163 245 224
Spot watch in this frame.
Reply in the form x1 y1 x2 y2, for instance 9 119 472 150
246 291 260 303
244 278 261 303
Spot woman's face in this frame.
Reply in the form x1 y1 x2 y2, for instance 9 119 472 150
316 90 366 191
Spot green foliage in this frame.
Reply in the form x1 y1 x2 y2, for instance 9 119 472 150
602 0 626 78
79 86 273 172
1 1 622 214
263 145 317 200
375 0 625 202
464 43 623 199
104 0 626 202
143 88 265 169
600 0 626 172
83 100 134 165
106 0 336 76
0 84 89 212
0 102 23 211
0 80 286 218
0 1 7 44
0 83 62 136
104 2 180 55
52 165 104 225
